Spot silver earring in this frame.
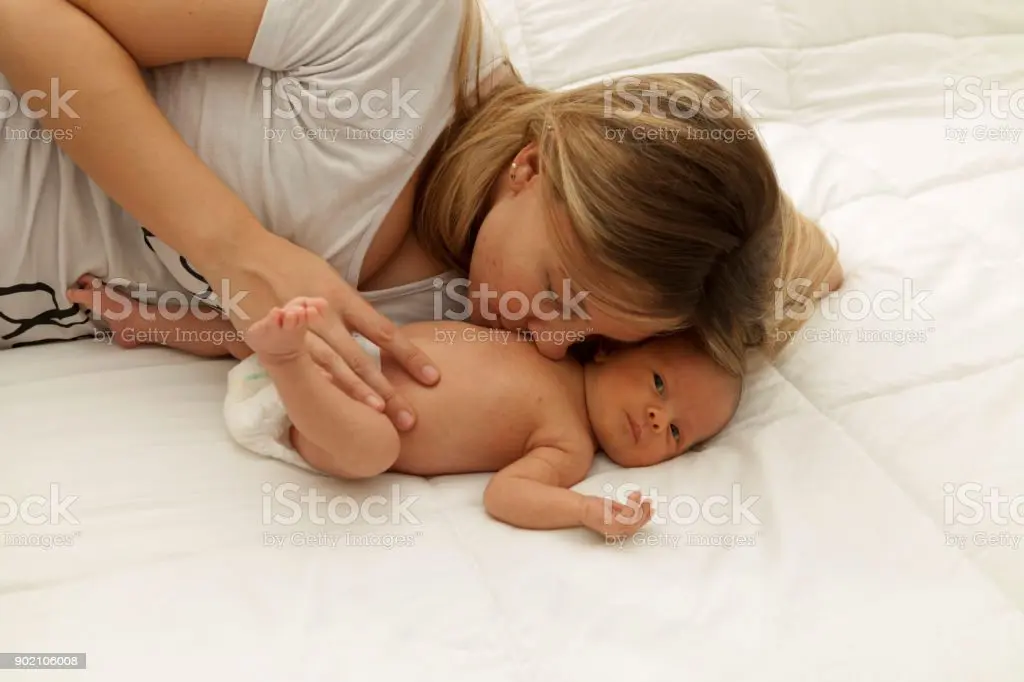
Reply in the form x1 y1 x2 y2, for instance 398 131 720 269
510 162 518 182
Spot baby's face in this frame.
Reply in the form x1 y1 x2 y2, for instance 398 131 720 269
583 337 741 468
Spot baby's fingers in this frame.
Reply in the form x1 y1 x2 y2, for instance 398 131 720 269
611 496 652 530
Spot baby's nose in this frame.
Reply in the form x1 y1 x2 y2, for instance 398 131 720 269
647 407 666 431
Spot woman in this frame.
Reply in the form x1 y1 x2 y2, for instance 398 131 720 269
0 0 840 430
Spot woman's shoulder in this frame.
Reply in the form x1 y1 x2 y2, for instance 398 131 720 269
248 0 471 80
143 1 508 288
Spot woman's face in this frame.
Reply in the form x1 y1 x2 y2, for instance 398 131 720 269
466 148 669 359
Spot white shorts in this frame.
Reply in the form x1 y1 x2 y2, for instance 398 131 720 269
222 335 382 472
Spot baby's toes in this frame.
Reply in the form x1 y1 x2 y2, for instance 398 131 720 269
281 309 302 332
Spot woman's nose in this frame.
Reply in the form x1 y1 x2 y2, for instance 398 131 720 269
533 337 568 360
526 318 581 360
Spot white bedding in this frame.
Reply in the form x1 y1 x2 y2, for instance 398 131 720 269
3 0 1024 679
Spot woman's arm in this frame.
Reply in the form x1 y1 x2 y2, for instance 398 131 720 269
0 0 442 429
0 0 266 272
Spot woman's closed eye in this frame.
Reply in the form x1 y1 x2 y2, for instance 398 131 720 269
545 276 560 301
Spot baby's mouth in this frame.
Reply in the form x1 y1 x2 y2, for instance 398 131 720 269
626 412 640 444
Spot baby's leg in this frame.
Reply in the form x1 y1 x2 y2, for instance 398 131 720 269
246 298 400 479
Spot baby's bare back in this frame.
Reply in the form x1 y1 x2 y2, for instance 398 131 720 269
378 322 579 476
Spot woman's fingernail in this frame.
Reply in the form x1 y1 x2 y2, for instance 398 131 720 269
366 395 385 411
421 365 439 383
397 411 415 430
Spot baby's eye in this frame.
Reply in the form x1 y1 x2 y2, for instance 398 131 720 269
670 424 680 441
653 372 664 393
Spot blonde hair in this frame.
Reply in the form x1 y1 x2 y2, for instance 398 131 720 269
415 0 840 375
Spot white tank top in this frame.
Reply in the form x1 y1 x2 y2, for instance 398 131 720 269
0 0 503 346
146 0 504 313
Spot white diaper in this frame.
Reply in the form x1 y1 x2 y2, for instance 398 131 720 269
222 335 382 473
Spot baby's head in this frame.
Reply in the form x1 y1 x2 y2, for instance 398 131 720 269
582 333 742 467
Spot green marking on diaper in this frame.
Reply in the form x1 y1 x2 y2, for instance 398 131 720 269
245 371 269 381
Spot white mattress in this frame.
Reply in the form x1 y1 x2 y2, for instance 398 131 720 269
3 1 1024 679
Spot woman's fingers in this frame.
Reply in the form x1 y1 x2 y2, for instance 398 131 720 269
343 296 441 387
304 311 420 432
304 333 386 413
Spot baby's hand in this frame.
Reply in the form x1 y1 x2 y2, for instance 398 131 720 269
581 491 653 539
66 275 147 349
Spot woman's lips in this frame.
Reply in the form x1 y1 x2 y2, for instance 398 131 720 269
626 412 640 444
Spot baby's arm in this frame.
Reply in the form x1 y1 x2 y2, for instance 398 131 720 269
246 298 400 480
483 447 652 537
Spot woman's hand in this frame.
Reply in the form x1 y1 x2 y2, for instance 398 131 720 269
206 231 440 432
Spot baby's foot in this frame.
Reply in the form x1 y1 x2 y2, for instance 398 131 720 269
246 297 328 363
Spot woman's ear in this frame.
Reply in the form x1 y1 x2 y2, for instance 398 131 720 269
512 142 542 184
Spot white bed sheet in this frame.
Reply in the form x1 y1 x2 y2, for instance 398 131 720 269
3 0 1024 679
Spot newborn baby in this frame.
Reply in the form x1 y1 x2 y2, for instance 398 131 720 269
233 297 743 539
67 276 742 539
